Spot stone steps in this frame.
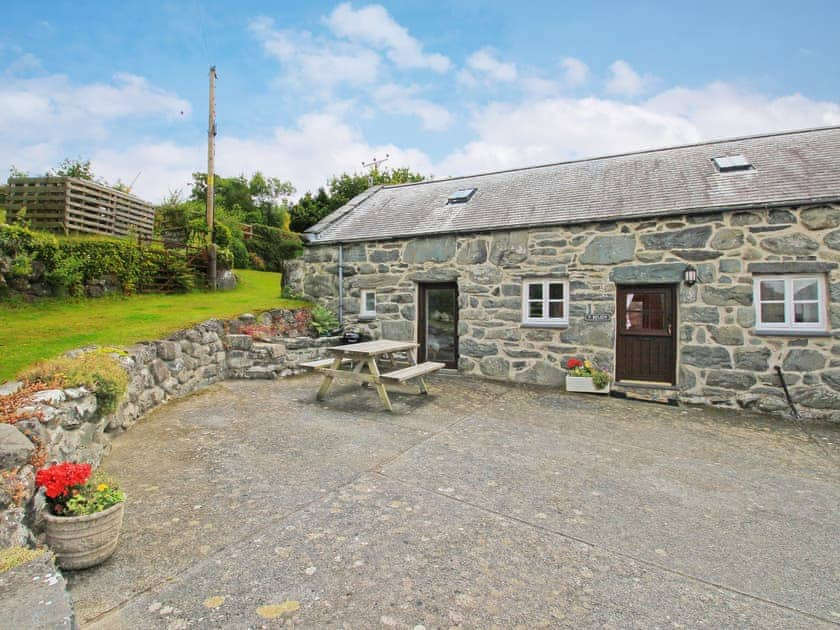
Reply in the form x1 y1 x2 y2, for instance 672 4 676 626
611 382 680 406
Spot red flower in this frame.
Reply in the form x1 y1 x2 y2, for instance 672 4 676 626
35 462 92 499
567 358 583 369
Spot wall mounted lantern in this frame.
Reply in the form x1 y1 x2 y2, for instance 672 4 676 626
684 265 697 286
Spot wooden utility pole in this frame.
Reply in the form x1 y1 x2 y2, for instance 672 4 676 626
207 65 217 290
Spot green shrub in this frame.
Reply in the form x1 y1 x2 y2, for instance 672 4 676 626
248 252 266 271
216 247 234 271
591 370 610 390
19 352 130 414
230 239 249 268
0 224 60 268
311 304 339 335
44 254 85 295
246 224 303 272
9 253 33 278
65 472 126 516
0 225 195 295
213 222 232 249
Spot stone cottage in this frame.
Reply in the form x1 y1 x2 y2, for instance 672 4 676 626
287 127 840 421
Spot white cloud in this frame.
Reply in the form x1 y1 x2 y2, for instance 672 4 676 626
249 16 380 93
436 96 701 176
436 83 840 178
0 72 189 141
465 47 517 83
326 3 450 73
5 52 45 76
0 70 190 192
605 60 651 96
520 77 561 97
91 109 435 201
560 57 588 87
456 69 478 88
373 84 452 131
645 81 840 138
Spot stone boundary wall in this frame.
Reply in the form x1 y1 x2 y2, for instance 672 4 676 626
0 308 338 548
287 204 840 423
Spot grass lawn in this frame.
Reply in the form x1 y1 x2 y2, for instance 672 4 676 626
0 270 308 382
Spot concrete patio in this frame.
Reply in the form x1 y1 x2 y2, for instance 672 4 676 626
66 374 840 628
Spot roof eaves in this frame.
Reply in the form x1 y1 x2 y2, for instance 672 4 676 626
304 185 384 239
307 194 840 245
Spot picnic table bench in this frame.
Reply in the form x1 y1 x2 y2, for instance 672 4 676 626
301 339 444 411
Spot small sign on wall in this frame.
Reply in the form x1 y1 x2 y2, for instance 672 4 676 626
583 313 612 322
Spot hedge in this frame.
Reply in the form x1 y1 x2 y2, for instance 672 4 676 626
246 225 303 272
0 224 194 295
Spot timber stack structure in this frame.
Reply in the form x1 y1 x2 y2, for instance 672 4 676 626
4 176 155 239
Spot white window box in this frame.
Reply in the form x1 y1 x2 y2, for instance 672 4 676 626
565 375 611 395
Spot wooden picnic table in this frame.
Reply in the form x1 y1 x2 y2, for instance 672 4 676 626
302 339 444 412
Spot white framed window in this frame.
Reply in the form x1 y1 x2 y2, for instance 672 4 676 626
522 278 569 326
753 275 827 333
360 289 376 318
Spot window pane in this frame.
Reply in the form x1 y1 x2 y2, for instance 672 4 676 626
548 301 564 318
793 278 818 301
761 302 785 323
794 302 819 323
364 292 376 311
549 283 564 300
528 283 542 300
626 293 665 331
528 301 543 318
760 280 785 301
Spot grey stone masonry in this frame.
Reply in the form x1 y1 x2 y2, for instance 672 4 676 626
288 203 840 423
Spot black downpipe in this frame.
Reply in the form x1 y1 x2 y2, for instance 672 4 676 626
775 366 801 420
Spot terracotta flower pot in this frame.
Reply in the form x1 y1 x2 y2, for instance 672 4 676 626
42 502 125 570
565 375 611 395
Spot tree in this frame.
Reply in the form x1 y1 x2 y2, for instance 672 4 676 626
247 225 303 272
288 188 330 233
288 167 425 232
9 165 29 179
189 171 295 227
48 157 96 181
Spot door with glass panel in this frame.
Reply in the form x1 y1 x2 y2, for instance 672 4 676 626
615 284 677 384
418 283 458 369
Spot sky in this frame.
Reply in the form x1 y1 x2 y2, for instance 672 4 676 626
1 1 839 203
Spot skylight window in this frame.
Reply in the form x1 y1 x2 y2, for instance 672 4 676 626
447 188 477 204
711 155 753 173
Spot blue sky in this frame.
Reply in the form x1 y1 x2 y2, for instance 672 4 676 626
2 1 839 202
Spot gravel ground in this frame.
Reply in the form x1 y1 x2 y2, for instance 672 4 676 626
65 373 840 628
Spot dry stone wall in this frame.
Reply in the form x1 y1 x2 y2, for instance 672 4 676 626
288 204 840 422
0 309 337 548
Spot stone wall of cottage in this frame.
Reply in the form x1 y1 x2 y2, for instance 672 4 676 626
288 204 840 422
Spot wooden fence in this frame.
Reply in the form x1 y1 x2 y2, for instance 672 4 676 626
5 177 155 239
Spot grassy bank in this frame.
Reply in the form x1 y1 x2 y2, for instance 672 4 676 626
0 270 307 381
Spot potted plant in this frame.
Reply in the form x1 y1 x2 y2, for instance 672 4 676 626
565 358 611 394
35 462 126 570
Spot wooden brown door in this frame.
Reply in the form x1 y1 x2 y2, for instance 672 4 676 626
616 285 677 384
418 283 459 369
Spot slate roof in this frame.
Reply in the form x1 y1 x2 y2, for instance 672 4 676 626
306 126 840 244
